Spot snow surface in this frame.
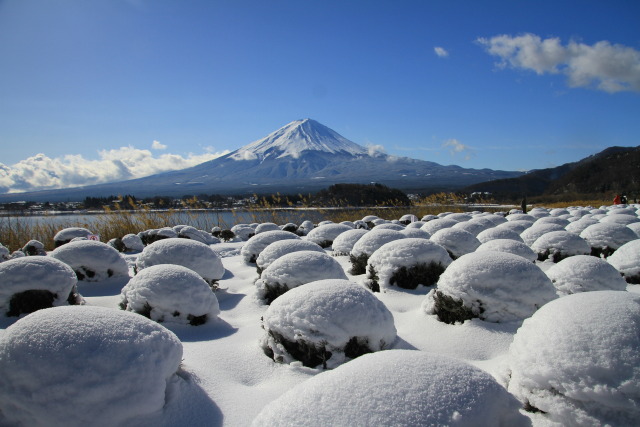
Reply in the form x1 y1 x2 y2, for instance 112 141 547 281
0 306 183 427
475 239 538 262
260 279 396 369
305 223 352 246
350 229 406 258
507 291 640 426
122 233 145 252
0 257 78 316
256 239 325 272
120 264 220 325
545 255 628 296
50 240 129 281
530 230 591 260
477 227 524 243
330 228 368 255
579 222 638 251
520 223 566 246
430 228 481 258
136 238 225 284
253 350 529 427
607 239 640 282
240 230 300 263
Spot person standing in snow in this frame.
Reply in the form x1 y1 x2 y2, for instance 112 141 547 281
620 195 628 204
613 194 622 205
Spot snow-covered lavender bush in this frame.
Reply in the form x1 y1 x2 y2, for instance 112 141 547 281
0 257 82 317
535 216 570 227
476 227 524 244
607 239 640 284
420 218 458 235
349 229 405 275
120 264 220 325
331 228 368 256
405 220 427 229
305 223 352 248
506 213 536 223
255 251 347 304
0 243 10 262
520 223 565 246
400 227 431 239
627 222 640 238
138 227 178 245
122 233 145 252
21 240 46 256
579 222 638 257
530 230 591 262
475 239 537 262
399 214 418 224
599 213 640 226
252 350 529 427
297 220 315 235
373 223 405 231
423 251 557 324
507 291 640 425
0 306 183 427
231 223 256 241
545 255 628 296
136 238 225 287
429 228 480 259
260 279 396 369
50 240 129 282
241 230 300 264
365 238 452 292
256 239 325 275
452 218 495 236
564 217 599 235
53 227 93 247
255 222 281 234
175 225 220 244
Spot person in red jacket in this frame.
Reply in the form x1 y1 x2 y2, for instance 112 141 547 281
613 194 622 204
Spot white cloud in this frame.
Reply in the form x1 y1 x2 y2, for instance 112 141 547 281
151 140 167 150
442 139 475 161
477 33 640 93
434 46 449 58
366 144 386 157
0 146 229 194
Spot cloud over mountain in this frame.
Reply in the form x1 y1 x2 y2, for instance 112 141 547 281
0 146 228 194
478 33 640 93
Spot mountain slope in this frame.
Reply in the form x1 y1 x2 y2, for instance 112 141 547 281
0 119 522 202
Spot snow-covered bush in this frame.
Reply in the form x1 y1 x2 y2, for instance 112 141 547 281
599 213 640 226
545 255 628 296
21 240 46 256
423 251 557 324
564 217 599 234
405 220 426 229
476 227 524 244
420 218 458 234
260 279 396 369
53 227 93 247
365 238 452 292
255 251 347 304
241 230 300 264
535 216 570 227
452 219 495 236
399 214 418 224
331 228 368 256
628 222 640 238
175 225 220 244
0 306 183 427
507 291 640 425
349 229 406 275
252 350 529 426
373 223 405 231
579 222 638 257
120 264 220 325
445 212 473 222
520 223 565 246
506 213 536 222
255 222 281 234
0 257 81 317
138 227 178 245
230 223 256 241
475 239 538 262
607 239 640 284
0 243 10 262
529 207 550 218
122 233 145 252
297 220 314 235
256 239 325 275
50 240 129 282
305 223 352 248
136 238 225 287
400 227 431 239
530 230 591 262
430 228 480 259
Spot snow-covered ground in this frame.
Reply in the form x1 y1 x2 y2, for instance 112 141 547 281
1 205 639 426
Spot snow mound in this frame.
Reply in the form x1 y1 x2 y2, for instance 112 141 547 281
475 239 537 262
530 230 591 262
255 222 281 234
627 222 640 238
476 227 524 244
520 223 565 246
420 218 458 234
430 228 480 259
366 238 452 292
136 238 225 285
53 227 93 246
496 220 533 235
579 222 638 257
607 239 640 284
349 229 406 275
0 243 10 262
507 291 640 426
0 306 183 427
565 218 599 234
255 251 347 304
260 279 396 369
174 225 220 244
546 255 628 296
599 213 640 226
297 220 315 235
0 257 79 317
252 350 529 427
331 228 368 256
535 216 570 227
400 227 431 239
405 220 426 229
373 223 405 231
423 251 557 323
50 240 129 282
241 230 300 263
452 218 495 236
305 223 352 248
120 264 220 325
230 223 256 241
506 213 536 222
21 239 46 256
122 233 145 252
256 239 325 273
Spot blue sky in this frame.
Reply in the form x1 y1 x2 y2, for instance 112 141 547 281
1 0 639 193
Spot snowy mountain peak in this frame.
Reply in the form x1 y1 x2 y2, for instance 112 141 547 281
230 119 368 161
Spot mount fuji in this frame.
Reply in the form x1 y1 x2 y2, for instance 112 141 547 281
0 119 522 201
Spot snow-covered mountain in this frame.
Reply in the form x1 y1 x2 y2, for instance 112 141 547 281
0 119 523 201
